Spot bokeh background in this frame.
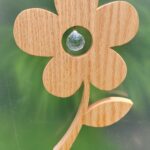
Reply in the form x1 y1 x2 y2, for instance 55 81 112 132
0 0 150 149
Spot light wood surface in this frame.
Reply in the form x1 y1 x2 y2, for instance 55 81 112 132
14 1 139 97
13 0 139 150
83 97 133 127
14 8 59 57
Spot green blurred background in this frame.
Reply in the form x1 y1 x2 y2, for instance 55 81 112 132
0 0 150 149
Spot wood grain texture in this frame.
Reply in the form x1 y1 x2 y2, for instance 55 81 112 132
14 8 59 57
53 93 133 150
14 1 139 97
83 97 133 127
13 0 139 150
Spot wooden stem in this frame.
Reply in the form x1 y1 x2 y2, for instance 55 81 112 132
53 79 90 150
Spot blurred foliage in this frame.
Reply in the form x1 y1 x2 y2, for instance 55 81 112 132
0 0 150 150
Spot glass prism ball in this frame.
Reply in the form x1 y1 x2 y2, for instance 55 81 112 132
62 26 92 56
66 30 85 52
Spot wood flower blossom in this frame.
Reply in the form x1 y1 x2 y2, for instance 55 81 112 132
13 0 139 150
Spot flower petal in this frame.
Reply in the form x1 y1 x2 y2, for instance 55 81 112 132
43 56 83 97
14 8 59 57
54 0 98 30
90 49 127 90
96 1 139 46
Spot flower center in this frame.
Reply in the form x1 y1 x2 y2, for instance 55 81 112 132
66 30 85 52
62 26 92 56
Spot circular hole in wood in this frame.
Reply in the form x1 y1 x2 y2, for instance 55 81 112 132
62 26 92 56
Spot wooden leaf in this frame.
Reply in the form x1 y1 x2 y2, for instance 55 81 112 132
83 97 133 127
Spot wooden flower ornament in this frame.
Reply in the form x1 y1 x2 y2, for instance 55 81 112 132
13 0 139 149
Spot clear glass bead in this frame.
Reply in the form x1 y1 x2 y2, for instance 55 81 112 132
66 30 85 51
